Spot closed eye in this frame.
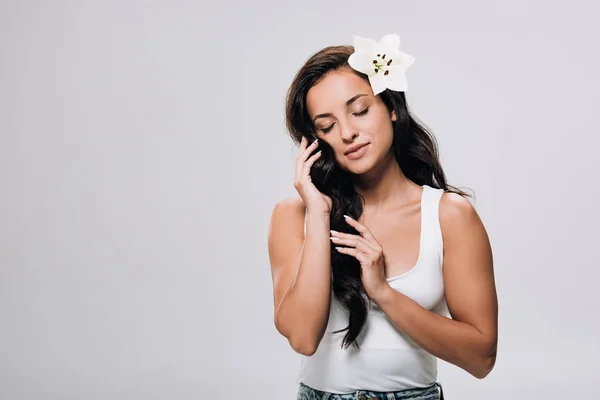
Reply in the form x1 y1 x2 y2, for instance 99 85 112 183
322 123 335 133
321 108 367 133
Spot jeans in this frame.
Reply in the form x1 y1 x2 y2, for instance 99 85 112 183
297 382 444 400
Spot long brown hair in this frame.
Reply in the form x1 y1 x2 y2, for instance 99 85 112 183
285 45 472 351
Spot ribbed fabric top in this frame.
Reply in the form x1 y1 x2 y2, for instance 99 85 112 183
296 184 450 393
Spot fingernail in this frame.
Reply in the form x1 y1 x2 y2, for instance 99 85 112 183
313 139 319 144
343 214 353 220
330 230 338 235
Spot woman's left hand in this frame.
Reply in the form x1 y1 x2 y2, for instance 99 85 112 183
331 215 391 300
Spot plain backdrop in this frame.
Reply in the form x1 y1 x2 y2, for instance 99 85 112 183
1 0 599 399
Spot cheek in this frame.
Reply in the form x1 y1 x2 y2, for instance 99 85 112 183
359 111 392 137
360 106 387 127
365 113 394 151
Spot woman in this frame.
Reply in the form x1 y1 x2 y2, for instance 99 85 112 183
268 34 498 400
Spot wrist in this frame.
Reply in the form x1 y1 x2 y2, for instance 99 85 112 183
306 209 330 217
371 283 395 307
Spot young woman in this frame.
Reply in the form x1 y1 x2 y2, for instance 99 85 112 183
268 34 498 400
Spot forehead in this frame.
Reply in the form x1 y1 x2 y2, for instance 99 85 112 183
306 68 372 116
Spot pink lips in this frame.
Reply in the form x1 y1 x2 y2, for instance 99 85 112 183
345 143 369 160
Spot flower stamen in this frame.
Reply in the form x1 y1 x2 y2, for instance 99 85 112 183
371 53 394 75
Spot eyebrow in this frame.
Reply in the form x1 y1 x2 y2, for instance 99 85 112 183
312 93 368 122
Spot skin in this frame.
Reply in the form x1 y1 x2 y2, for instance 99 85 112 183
302 66 499 378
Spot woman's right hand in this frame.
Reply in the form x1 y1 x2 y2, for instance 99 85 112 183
294 136 333 214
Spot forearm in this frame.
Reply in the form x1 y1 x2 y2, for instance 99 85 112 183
276 211 332 354
373 286 495 378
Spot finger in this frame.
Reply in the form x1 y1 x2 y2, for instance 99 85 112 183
295 137 312 179
296 138 319 169
330 236 376 255
335 246 368 263
302 138 320 159
298 141 320 178
343 215 378 242
330 233 379 252
296 136 309 159
335 222 380 251
302 150 322 175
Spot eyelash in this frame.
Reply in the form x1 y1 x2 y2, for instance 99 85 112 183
321 108 369 133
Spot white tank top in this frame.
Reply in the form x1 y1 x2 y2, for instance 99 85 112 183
296 184 450 393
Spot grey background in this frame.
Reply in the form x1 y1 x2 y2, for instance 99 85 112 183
1 0 598 398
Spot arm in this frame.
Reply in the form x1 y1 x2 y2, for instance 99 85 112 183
372 192 498 379
268 198 332 356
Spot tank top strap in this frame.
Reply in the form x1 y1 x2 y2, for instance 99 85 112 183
421 184 445 262
303 207 307 235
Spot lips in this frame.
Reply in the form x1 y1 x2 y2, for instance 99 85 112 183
345 143 369 160
345 143 369 155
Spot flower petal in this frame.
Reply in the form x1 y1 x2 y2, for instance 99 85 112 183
349 34 414 94
369 73 387 96
396 51 416 70
379 34 401 50
348 52 377 75
352 35 377 53
382 69 408 92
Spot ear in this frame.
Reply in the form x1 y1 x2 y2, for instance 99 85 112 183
391 110 397 122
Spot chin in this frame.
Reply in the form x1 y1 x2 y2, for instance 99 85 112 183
340 158 374 175
348 164 374 175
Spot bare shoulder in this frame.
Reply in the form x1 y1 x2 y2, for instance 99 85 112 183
269 196 307 233
438 190 487 242
268 196 308 310
268 196 306 251
439 191 477 222
275 196 307 213
438 190 490 260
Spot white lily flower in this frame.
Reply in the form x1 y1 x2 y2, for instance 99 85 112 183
348 34 415 95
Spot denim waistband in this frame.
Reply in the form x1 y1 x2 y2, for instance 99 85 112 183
297 382 444 400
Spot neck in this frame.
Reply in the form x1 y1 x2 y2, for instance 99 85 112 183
352 150 418 213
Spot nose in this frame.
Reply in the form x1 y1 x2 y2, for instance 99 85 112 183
338 118 358 142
